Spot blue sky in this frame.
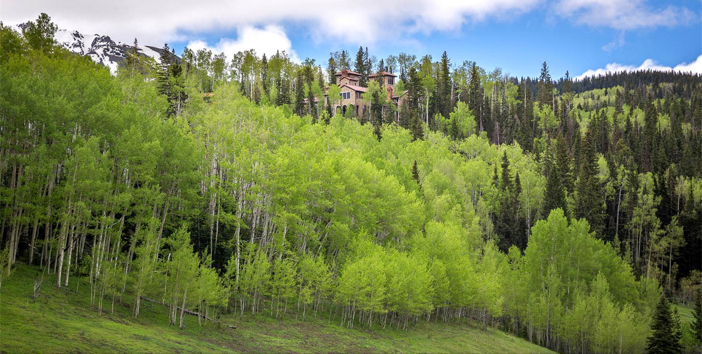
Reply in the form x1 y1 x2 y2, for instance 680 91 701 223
6 0 702 78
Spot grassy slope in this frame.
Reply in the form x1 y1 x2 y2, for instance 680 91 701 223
1 266 553 354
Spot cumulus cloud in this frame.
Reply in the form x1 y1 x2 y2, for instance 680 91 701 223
4 0 543 47
575 55 702 80
4 0 697 61
187 25 300 63
553 0 696 30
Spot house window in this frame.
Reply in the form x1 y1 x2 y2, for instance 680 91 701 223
388 77 394 85
340 92 351 100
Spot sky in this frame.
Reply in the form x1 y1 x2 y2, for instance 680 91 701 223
4 0 702 79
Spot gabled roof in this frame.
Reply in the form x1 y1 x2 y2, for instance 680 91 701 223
341 84 367 92
369 71 397 78
335 70 361 77
392 90 408 98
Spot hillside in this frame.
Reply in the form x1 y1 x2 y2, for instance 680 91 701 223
1 265 553 354
4 14 702 354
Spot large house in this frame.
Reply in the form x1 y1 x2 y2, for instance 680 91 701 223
326 69 405 117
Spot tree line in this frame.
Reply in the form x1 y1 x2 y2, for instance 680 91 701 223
2 13 702 354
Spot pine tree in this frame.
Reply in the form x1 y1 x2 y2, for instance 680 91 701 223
363 47 371 87
328 53 337 85
543 157 568 217
537 61 553 109
261 54 269 98
354 46 368 87
410 109 423 141
294 70 306 116
468 63 482 131
496 152 518 251
555 134 573 194
438 51 451 119
125 38 140 75
412 161 421 190
575 129 605 236
693 289 702 342
646 296 683 354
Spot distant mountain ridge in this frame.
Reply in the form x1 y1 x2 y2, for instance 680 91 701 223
53 28 174 74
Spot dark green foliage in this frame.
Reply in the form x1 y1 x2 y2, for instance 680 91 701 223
437 51 452 119
468 63 483 132
20 13 57 54
157 44 187 117
4 21 702 354
537 62 552 109
575 128 605 237
694 290 702 342
410 109 423 141
294 70 305 116
412 161 421 190
543 157 568 217
555 134 573 194
646 296 683 354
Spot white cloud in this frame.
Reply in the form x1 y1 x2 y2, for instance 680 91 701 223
601 32 625 52
554 0 696 30
3 0 543 48
186 25 300 63
674 55 702 74
575 55 702 80
4 0 696 59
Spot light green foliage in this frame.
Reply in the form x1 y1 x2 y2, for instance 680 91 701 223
0 26 663 354
515 209 647 352
446 102 476 139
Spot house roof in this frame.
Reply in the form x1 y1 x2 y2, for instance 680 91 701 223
369 71 397 78
335 70 361 77
391 90 408 99
341 84 367 92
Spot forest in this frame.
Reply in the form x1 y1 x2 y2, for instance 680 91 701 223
2 13 702 354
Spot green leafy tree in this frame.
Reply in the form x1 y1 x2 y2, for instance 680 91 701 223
21 13 57 54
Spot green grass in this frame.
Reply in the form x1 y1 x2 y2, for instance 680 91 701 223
675 303 694 325
1 265 554 354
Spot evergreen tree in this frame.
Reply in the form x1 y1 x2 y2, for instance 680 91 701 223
410 109 423 141
328 53 337 85
294 70 306 116
125 38 141 75
543 157 568 217
437 51 451 119
261 54 269 98
157 44 187 117
354 46 369 87
537 61 552 109
693 289 702 342
412 161 421 190
575 129 605 236
468 63 482 131
555 134 573 194
646 295 683 354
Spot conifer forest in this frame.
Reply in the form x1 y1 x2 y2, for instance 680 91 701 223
2 13 702 354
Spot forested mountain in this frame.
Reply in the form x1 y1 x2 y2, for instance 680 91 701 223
2 14 702 354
